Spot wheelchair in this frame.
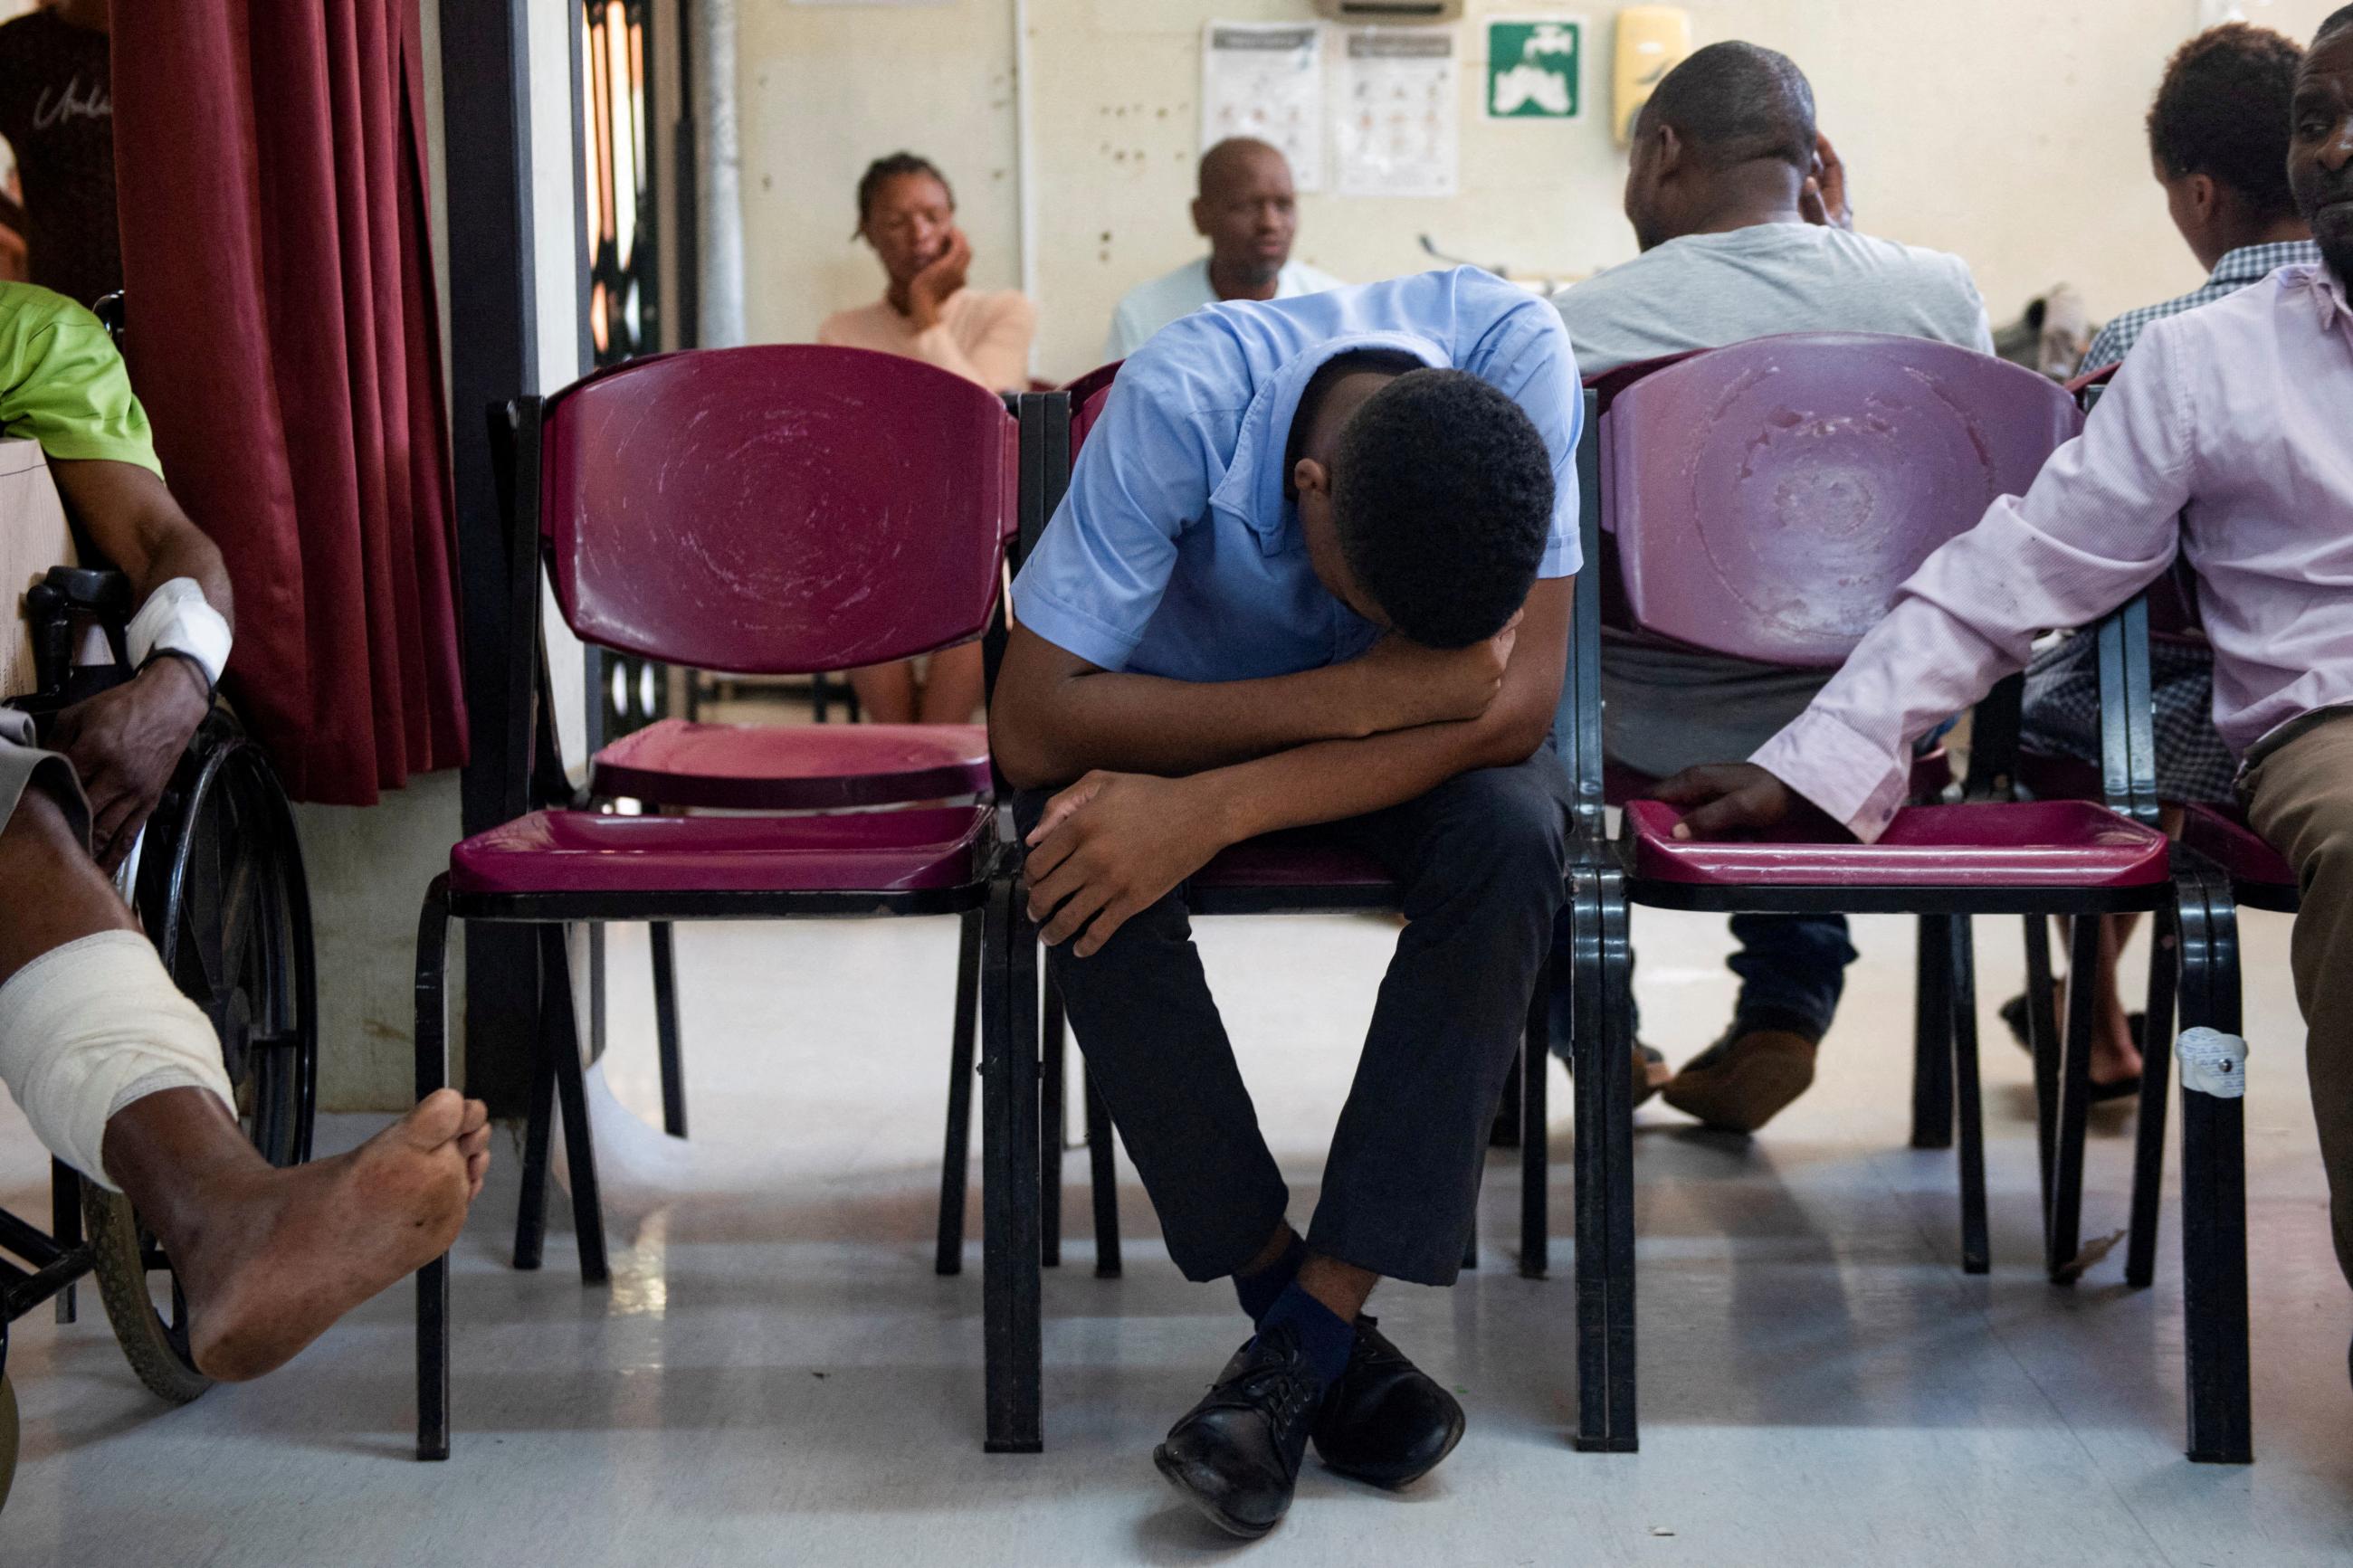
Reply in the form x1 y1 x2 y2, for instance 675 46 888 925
0 564 318 1510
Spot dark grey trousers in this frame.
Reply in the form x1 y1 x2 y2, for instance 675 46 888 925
1015 750 1572 1287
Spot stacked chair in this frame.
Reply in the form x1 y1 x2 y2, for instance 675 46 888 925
1559 334 2251 1463
410 346 1050 1459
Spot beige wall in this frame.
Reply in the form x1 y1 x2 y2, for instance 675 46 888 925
740 0 2338 383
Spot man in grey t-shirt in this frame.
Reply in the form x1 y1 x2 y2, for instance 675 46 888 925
1551 41 1994 1134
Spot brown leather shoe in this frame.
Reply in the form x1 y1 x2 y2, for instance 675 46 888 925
1660 1028 1818 1133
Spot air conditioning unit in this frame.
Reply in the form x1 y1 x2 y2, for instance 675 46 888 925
1312 0 1464 22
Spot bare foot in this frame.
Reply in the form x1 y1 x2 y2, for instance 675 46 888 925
172 1089 491 1381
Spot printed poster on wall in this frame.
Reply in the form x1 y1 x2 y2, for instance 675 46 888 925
1485 17 1583 119
1334 27 1459 199
1201 23 1325 193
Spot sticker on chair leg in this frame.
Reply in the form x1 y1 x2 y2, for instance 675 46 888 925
2177 1027 2248 1099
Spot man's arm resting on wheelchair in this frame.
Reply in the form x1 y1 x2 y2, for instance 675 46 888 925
44 459 237 870
1017 577 1569 955
51 458 236 632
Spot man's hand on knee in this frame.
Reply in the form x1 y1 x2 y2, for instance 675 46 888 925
1024 770 1236 956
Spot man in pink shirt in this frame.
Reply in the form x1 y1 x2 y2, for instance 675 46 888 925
1660 12 2353 1321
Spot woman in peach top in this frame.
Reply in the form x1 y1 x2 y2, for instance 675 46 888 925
820 153 1034 724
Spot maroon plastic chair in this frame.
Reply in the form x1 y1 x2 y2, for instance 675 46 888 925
411 346 1046 1459
1022 366 1546 1288
1567 334 2247 1464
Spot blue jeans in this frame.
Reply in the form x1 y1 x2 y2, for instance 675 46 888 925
1548 912 1858 1060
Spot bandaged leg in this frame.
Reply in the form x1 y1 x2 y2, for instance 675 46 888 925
0 929 231 1191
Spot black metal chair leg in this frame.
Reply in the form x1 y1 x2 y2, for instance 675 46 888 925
1910 915 1955 1150
1598 870 1638 1450
2126 899 2181 1289
2046 914 2101 1281
540 926 610 1286
1948 917 1990 1275
1040 978 1065 1269
1084 1065 1120 1278
513 1024 556 1272
982 879 1043 1453
1462 1167 1482 1271
2175 870 2251 1464
1491 1048 1523 1148
937 908 983 1277
1572 860 1637 1452
2023 913 2062 1229
1519 974 1549 1279
650 920 687 1139
414 875 452 1460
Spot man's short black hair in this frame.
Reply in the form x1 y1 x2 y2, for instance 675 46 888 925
2321 6 2353 45
853 151 952 234
1634 41 1815 169
2147 23 2304 219
1329 368 1554 649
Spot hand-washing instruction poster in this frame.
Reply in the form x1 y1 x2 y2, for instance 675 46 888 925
1334 27 1459 198
1201 23 1325 192
1485 17 1583 119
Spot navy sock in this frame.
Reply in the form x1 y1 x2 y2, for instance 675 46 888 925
1233 1233 1307 1324
1260 1280 1357 1387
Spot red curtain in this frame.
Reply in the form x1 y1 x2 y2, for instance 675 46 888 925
112 0 466 803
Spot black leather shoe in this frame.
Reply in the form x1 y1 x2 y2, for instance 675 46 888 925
1311 1315 1465 1488
1153 1324 1324 1539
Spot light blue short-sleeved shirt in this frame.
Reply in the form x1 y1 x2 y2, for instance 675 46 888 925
1012 267 1583 683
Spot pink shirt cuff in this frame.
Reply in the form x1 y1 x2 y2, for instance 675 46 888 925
1750 709 1911 845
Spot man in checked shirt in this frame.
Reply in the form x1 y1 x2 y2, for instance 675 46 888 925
1659 9 2353 1364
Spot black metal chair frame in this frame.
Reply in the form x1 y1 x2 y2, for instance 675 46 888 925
1558 387 2253 1462
412 392 1051 1460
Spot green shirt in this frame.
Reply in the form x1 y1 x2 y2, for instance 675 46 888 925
0 282 162 477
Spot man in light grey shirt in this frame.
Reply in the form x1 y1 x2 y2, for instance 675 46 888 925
1551 41 1994 1134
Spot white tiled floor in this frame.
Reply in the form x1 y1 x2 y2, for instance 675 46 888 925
3 906 2349 1566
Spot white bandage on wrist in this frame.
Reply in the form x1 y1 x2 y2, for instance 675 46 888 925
126 577 232 688
0 930 233 1190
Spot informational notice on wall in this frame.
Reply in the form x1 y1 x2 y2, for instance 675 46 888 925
1333 27 1458 199
1485 17 1583 119
1201 23 1325 193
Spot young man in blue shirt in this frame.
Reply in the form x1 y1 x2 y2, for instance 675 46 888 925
992 267 1579 1537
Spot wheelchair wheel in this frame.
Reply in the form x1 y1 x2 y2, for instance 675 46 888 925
85 708 318 1403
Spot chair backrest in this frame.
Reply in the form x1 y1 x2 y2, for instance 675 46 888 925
1067 361 1121 475
533 344 1019 674
1603 333 2082 668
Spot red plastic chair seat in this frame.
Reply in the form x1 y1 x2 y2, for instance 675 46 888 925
590 718 991 810
1624 799 2170 889
1191 834 1395 892
2182 803 2296 891
449 804 992 897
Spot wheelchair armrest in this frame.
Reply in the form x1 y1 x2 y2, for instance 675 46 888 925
36 566 133 617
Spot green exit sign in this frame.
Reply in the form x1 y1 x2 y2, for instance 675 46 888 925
1486 18 1582 120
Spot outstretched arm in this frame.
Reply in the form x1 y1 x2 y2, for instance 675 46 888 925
1665 321 2198 844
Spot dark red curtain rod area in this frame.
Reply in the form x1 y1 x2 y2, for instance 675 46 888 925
112 0 467 804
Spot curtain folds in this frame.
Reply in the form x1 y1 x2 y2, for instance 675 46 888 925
113 0 466 803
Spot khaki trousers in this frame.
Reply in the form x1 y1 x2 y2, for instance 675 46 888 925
2243 711 2353 1288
